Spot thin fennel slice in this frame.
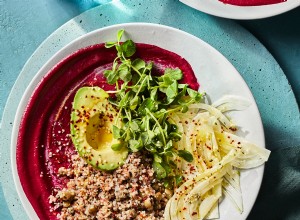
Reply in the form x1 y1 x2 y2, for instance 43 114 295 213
164 96 270 219
222 168 243 213
212 95 251 112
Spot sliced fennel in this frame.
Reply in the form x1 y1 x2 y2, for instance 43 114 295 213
212 95 251 112
164 96 270 220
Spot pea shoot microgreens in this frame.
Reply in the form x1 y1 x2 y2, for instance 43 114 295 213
104 30 203 188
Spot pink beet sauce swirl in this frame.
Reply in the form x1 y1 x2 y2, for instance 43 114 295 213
219 0 286 6
16 43 199 219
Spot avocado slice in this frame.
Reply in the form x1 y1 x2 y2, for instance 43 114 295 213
70 86 128 170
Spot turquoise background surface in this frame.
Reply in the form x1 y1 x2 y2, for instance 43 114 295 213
1 0 299 219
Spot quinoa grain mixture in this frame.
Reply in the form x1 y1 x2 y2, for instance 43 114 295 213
49 153 172 220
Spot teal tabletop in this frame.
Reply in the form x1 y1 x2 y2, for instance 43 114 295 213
0 0 299 219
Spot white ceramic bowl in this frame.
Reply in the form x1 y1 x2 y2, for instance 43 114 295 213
12 23 265 219
180 0 300 19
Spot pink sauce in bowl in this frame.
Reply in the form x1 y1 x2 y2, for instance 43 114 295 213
16 43 199 219
219 0 286 6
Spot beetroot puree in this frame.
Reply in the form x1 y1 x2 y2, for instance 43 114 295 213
219 0 286 6
17 43 199 219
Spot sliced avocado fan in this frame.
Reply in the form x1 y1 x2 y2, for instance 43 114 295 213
70 87 128 171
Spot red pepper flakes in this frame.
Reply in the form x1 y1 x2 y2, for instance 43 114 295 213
190 166 195 172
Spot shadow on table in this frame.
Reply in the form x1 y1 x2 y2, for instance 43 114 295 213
248 145 300 220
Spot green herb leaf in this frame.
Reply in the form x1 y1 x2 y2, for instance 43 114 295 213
175 175 183 186
165 140 173 150
154 154 162 163
118 64 132 82
161 161 172 175
121 40 136 57
105 41 117 48
138 98 156 116
145 144 157 153
187 88 198 98
169 124 178 132
132 58 146 70
112 125 122 139
169 132 182 142
103 69 113 78
181 105 189 113
105 70 119 85
166 81 178 99
129 96 140 110
129 139 142 152
117 29 124 43
129 120 140 132
150 88 158 100
163 178 173 189
141 132 150 145
178 150 194 162
153 162 167 179
162 68 183 83
143 62 153 74
111 143 123 151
